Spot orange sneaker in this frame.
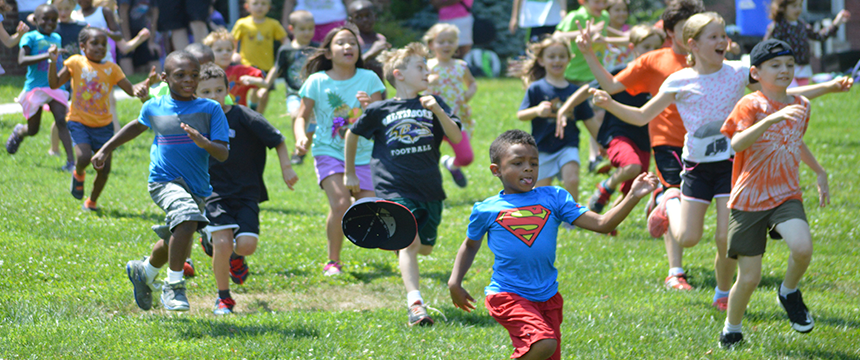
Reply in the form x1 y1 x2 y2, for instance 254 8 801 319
665 273 693 290
712 296 728 311
648 191 679 238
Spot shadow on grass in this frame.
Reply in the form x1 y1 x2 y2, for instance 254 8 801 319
693 267 782 290
443 307 497 328
350 262 399 283
784 349 860 360
103 209 164 223
164 317 319 339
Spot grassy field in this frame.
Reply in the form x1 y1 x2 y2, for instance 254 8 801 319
0 77 858 359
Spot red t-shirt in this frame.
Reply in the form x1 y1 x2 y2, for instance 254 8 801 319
615 48 687 148
225 64 263 106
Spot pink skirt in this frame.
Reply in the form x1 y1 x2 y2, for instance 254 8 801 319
16 87 70 119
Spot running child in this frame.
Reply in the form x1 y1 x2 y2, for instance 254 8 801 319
349 0 390 83
588 12 853 310
423 23 477 188
718 39 831 349
264 10 318 165
294 26 385 276
92 51 230 312
0 0 30 75
448 129 659 360
203 30 267 109
583 25 664 215
47 28 137 211
194 63 298 315
516 36 598 205
231 0 289 113
765 0 850 87
6 4 75 172
345 42 462 326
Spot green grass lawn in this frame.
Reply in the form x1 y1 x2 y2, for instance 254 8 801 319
1 78 858 359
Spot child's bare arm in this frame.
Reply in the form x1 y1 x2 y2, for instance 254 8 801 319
573 20 627 95
115 77 136 97
785 76 853 100
92 120 150 169
799 141 829 207
463 64 478 102
102 7 124 41
343 130 361 194
294 98 314 155
590 88 674 126
47 46 71 89
729 105 805 152
0 22 28 48
19 46 51 67
582 116 600 140
421 95 462 143
117 28 151 55
264 64 280 88
556 84 591 124
275 141 299 190
180 123 229 161
240 75 268 88
573 173 659 233
517 102 553 121
448 238 481 312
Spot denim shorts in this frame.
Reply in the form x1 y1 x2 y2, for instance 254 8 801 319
69 121 114 150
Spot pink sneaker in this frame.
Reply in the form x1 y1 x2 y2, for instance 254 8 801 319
647 191 679 238
323 261 342 276
712 296 728 311
664 274 693 290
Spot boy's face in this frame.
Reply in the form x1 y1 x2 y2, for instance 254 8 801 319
751 54 795 88
491 143 540 195
196 78 229 108
349 8 375 33
585 0 608 15
395 56 429 92
632 34 663 57
290 20 315 45
162 58 201 100
35 8 59 34
55 1 75 22
246 0 270 18
211 40 234 68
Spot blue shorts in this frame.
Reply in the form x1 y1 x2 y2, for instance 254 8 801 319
68 121 114 150
538 147 579 182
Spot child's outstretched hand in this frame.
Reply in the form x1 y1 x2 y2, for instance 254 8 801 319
628 172 660 199
239 75 261 86
574 19 596 55
282 167 298 190
826 76 853 93
16 21 29 35
356 91 372 109
180 123 208 148
536 100 553 118
344 173 361 194
48 45 59 62
834 9 851 26
136 28 151 42
420 95 442 113
589 88 612 108
555 114 567 139
449 284 476 312
816 171 830 208
91 150 109 170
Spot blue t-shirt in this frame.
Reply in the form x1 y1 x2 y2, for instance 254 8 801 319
298 69 386 164
519 78 594 153
467 186 589 302
20 30 63 92
137 96 230 197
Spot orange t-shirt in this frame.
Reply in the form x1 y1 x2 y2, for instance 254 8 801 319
615 48 687 148
720 92 810 212
65 54 124 127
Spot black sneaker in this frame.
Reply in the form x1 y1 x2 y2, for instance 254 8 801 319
588 183 613 214
70 173 84 200
5 124 24 154
778 289 814 333
588 156 612 174
199 228 213 257
719 332 743 349
290 153 304 165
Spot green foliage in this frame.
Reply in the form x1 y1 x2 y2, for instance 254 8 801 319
1 79 859 358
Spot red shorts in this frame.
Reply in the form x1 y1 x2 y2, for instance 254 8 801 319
486 292 563 360
607 136 651 194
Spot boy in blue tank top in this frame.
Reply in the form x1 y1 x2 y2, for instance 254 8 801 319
448 129 658 360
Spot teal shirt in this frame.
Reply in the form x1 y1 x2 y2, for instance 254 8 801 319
20 31 63 92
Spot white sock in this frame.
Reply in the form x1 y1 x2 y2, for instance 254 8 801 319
668 267 685 277
167 269 184 284
665 197 681 216
407 290 423 307
714 286 730 302
143 258 161 284
779 282 797 297
723 318 742 334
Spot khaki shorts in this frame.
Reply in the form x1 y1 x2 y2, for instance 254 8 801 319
727 199 807 259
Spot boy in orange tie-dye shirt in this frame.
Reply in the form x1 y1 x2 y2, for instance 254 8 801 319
717 39 834 349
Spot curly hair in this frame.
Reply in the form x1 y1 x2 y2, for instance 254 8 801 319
377 42 428 87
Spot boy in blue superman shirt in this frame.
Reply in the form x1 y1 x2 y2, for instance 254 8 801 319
447 129 658 360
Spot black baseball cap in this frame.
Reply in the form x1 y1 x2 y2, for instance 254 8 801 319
341 197 417 251
750 39 795 67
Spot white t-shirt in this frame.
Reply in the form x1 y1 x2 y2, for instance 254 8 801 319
295 0 347 25
660 61 749 163
519 0 563 28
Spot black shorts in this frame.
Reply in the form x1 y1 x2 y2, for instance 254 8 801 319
157 0 211 31
652 145 683 188
681 159 733 203
204 197 260 238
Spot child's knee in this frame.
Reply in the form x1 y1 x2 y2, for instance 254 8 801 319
677 229 703 248
235 236 258 256
527 338 557 359
562 175 579 190
737 269 761 288
213 237 233 254
418 244 433 256
790 241 813 262
455 151 474 167
620 164 642 176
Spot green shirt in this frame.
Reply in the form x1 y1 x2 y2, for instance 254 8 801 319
555 6 609 83
148 83 235 105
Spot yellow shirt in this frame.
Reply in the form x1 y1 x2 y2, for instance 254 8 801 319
65 54 124 127
231 16 287 71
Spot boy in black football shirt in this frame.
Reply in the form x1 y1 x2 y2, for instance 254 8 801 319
344 43 462 326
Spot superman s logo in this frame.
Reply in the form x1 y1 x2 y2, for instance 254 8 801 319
495 205 551 247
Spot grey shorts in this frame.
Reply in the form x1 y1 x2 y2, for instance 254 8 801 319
148 178 209 238
727 199 807 259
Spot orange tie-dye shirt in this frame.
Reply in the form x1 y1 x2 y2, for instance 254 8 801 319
721 91 810 212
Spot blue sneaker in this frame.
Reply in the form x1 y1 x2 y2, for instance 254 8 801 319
126 258 153 311
213 297 235 315
161 280 190 311
6 124 24 154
